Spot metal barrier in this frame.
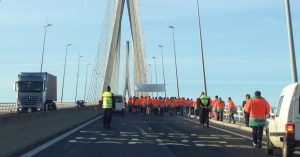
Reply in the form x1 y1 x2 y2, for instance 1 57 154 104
0 103 17 114
223 107 275 122
0 102 97 115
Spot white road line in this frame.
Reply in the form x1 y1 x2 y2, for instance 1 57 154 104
185 117 300 155
20 115 103 157
182 117 265 144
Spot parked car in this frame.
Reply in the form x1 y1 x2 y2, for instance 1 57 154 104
266 83 300 157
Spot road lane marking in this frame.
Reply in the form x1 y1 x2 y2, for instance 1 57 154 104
185 117 300 155
182 117 258 142
158 143 190 146
79 130 101 134
20 115 103 157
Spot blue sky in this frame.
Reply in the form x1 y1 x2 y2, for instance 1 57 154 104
0 0 299 107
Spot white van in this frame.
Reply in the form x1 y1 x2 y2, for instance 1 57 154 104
112 95 125 116
266 83 300 157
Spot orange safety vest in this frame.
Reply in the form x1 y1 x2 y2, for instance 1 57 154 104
128 98 133 105
245 97 270 126
166 98 171 107
227 100 236 114
216 100 225 112
159 99 165 107
245 97 270 120
243 99 251 113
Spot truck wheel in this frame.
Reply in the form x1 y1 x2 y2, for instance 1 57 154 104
282 142 293 157
266 129 274 155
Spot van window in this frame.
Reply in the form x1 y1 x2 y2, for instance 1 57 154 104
276 96 284 117
115 97 123 103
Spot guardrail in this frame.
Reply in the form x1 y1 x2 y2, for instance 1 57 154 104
0 102 97 115
223 107 275 122
0 103 17 114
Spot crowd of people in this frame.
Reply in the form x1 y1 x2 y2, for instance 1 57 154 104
101 85 271 148
125 92 270 148
126 94 238 123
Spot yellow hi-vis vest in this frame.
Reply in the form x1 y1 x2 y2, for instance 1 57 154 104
102 91 112 109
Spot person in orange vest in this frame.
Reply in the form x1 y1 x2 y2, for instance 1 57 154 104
165 97 170 114
146 96 151 115
178 97 184 115
176 97 180 115
216 97 225 121
192 99 197 115
243 94 251 127
140 96 146 116
134 97 140 113
187 98 193 115
159 97 165 116
227 97 237 124
152 97 159 115
211 95 219 119
169 97 175 115
128 96 133 112
132 97 136 113
245 91 270 148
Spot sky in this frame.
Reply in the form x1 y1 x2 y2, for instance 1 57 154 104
0 0 299 107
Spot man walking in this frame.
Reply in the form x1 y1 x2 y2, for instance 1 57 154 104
227 97 237 124
101 86 114 129
216 98 225 121
245 91 270 148
243 94 251 127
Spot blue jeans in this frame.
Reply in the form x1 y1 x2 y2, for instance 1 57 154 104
252 126 264 144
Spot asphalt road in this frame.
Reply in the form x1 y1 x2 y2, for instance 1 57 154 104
17 113 299 157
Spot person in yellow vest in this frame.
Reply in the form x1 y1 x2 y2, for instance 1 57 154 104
101 86 114 129
198 92 210 128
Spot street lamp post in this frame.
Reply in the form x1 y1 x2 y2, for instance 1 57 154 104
40 22 52 72
168 25 180 99
75 55 83 102
84 63 90 101
148 64 153 97
159 45 166 98
285 0 298 82
196 0 208 94
61 43 72 103
152 56 158 97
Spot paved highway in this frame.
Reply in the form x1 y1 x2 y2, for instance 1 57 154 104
15 113 300 157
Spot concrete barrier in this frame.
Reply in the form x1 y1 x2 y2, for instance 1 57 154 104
0 105 101 157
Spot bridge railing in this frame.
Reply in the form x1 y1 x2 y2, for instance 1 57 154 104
0 103 17 114
0 102 99 115
223 107 275 122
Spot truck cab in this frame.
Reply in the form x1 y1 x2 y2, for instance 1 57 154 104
267 83 300 157
15 72 57 113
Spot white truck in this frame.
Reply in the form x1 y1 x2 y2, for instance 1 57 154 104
266 83 300 157
15 72 57 113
